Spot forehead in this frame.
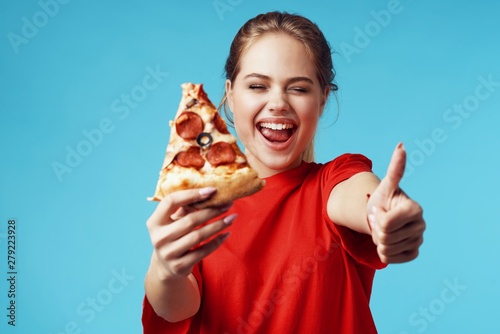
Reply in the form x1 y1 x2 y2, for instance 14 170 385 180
237 33 318 80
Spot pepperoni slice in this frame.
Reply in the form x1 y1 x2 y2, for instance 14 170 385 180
175 147 205 169
206 142 236 166
175 146 205 169
213 113 230 134
175 112 203 139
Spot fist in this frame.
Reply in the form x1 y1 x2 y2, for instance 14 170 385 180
367 143 426 264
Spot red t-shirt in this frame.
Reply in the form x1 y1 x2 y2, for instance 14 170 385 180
143 154 387 333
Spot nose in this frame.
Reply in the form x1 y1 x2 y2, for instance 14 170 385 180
267 88 289 113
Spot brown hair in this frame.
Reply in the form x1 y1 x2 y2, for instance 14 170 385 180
220 11 338 162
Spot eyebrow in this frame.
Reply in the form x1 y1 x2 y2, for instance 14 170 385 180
242 73 314 85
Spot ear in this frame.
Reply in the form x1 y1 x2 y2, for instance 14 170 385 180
225 79 234 113
319 85 330 116
321 85 330 107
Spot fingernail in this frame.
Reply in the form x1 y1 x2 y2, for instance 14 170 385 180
397 142 405 150
199 187 216 197
223 213 238 225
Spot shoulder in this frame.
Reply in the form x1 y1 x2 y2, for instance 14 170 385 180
318 153 373 186
326 153 372 169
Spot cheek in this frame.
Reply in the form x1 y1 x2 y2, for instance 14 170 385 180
232 93 263 123
293 100 321 139
293 98 322 122
232 96 256 141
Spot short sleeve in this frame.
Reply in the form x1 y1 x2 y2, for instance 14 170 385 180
320 153 386 270
320 153 373 189
142 264 203 333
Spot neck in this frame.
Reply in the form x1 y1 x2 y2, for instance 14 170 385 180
245 151 303 178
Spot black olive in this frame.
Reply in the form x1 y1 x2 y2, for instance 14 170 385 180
196 132 213 148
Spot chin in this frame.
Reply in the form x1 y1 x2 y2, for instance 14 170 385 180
262 155 302 172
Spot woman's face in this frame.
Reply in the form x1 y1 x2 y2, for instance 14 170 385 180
226 33 329 178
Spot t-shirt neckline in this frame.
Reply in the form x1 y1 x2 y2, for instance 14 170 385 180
262 161 314 187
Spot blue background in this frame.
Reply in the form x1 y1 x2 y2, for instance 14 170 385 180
1 0 499 333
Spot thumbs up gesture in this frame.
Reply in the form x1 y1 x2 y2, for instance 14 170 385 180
367 143 426 264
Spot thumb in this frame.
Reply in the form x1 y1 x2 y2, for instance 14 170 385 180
377 142 406 198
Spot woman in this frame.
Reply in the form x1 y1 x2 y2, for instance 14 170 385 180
143 11 425 333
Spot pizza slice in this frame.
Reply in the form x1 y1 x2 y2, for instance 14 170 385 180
148 83 264 208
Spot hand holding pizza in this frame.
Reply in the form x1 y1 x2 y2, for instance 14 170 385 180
366 143 426 264
146 188 236 279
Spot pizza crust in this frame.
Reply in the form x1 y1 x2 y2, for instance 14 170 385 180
148 164 264 208
193 170 264 209
148 167 264 209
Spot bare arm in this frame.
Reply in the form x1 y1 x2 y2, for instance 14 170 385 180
144 188 234 322
327 172 380 235
145 254 201 321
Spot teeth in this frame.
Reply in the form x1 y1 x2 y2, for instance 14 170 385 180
260 122 294 130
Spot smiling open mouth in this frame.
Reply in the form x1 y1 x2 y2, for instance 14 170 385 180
258 122 295 142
